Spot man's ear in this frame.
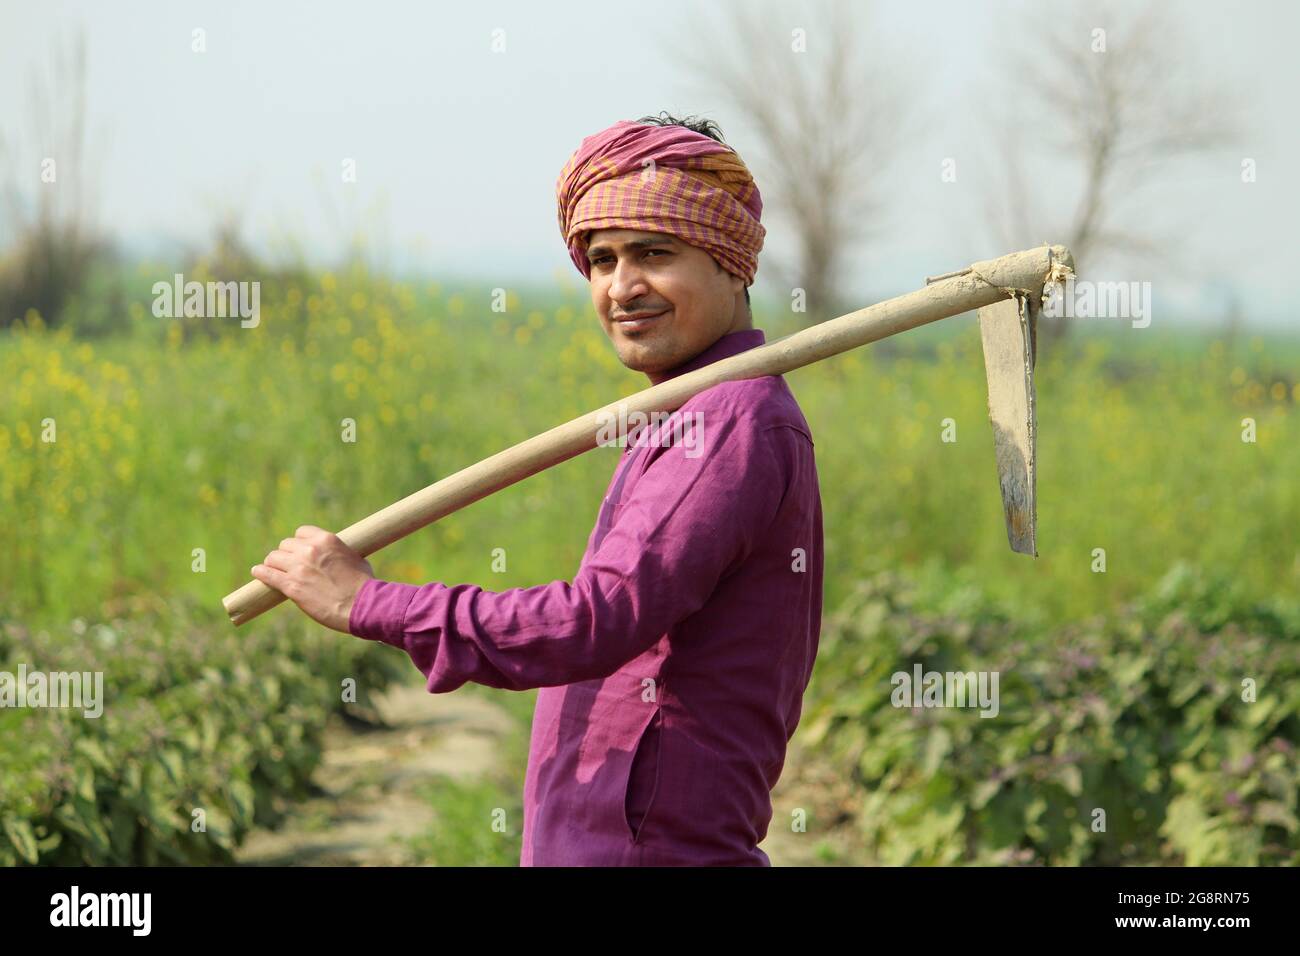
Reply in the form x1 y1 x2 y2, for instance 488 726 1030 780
716 260 744 294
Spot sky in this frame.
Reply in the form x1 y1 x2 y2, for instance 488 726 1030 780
1 0 1296 327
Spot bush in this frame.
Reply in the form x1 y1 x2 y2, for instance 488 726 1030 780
801 562 1300 865
0 597 405 865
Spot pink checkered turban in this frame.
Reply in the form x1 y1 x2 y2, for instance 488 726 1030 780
555 119 766 286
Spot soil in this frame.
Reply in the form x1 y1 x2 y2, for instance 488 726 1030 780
235 679 515 866
235 677 854 866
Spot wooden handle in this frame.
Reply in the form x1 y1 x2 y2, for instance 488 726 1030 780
223 244 1072 625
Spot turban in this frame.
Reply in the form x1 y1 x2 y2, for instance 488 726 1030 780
556 119 766 286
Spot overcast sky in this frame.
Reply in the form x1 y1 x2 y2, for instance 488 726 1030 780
1 0 1296 326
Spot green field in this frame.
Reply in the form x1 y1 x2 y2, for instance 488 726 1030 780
2 266 1297 864
5 267 1297 626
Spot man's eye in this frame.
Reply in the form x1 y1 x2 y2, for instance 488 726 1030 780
592 250 666 267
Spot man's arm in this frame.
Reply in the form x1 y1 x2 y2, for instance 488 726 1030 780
348 403 794 693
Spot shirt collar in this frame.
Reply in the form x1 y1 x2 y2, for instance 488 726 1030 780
648 328 767 385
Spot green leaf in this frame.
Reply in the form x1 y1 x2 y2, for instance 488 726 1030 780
922 726 952 776
1057 764 1082 797
971 778 1002 810
1255 801 1298 834
74 738 113 773
226 779 255 828
3 816 39 864
158 749 185 788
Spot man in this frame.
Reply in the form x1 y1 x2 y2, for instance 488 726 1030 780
250 114 824 866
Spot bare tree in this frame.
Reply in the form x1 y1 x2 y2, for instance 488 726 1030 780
981 0 1240 347
664 0 914 324
0 29 112 330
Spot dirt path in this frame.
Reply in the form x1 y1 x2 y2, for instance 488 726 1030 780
760 741 862 866
236 676 851 866
236 678 517 866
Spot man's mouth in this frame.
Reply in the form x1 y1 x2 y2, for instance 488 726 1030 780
614 309 669 333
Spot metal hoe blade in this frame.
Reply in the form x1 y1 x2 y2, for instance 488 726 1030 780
977 293 1038 556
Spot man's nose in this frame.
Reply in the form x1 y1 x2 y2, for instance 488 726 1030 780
608 259 650 306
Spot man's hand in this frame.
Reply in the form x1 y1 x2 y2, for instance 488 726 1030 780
250 525 375 633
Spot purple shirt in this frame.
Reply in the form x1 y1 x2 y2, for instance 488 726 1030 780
348 328 824 865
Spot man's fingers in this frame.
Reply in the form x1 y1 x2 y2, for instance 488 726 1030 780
263 549 295 572
251 563 289 593
296 524 329 541
279 538 323 563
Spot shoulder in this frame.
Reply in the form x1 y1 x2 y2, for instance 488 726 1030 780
683 375 814 446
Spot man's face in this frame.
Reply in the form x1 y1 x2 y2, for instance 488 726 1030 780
585 228 748 381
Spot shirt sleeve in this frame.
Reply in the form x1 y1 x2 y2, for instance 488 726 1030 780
347 402 794 693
